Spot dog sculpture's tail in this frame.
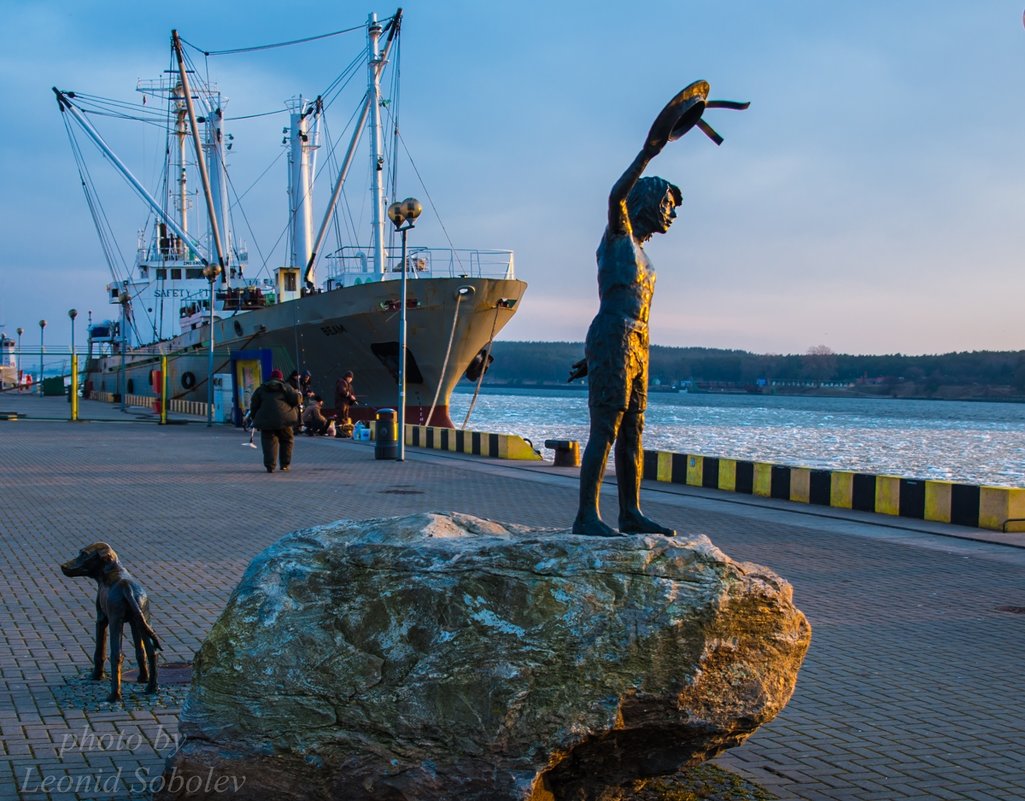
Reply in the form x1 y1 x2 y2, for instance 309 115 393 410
127 591 162 651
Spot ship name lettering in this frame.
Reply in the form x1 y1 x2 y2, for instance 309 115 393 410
320 324 346 336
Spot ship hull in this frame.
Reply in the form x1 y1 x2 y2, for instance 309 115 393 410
85 275 526 427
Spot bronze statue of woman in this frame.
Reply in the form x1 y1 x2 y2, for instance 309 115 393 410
570 81 746 537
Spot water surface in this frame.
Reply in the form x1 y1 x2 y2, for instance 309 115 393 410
452 388 1025 487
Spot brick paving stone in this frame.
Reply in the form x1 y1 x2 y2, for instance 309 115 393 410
3 397 1025 799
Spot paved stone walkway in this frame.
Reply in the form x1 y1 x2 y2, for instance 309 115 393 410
2 394 1025 800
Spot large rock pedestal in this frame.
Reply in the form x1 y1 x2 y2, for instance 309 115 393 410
158 513 810 801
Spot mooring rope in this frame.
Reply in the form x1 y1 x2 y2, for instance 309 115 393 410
460 304 501 430
425 293 464 426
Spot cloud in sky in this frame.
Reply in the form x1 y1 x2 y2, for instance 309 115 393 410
2 0 1024 356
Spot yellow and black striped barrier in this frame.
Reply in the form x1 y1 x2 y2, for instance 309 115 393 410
642 450 1025 534
407 424 542 461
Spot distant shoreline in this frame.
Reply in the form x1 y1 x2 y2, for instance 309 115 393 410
458 381 1025 405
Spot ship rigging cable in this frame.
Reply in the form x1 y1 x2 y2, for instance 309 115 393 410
179 20 373 58
62 108 157 346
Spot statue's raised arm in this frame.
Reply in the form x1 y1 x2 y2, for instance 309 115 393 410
607 81 718 236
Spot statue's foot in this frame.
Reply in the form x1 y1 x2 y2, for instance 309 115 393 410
572 516 627 537
145 683 158 695
619 513 676 537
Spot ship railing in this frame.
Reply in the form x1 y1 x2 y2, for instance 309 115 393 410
324 246 515 285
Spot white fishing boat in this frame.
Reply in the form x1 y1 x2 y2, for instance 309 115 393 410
53 9 525 427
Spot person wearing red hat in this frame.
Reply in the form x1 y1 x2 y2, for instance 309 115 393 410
249 368 301 473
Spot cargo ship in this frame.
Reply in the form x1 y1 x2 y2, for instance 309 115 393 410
54 9 525 427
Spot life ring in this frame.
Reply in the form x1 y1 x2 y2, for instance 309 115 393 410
181 371 197 390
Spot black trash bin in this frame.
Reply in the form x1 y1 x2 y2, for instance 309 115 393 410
374 408 398 460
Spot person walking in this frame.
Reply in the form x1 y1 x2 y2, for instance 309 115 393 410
250 368 301 473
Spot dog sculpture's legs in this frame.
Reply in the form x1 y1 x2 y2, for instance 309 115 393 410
107 619 124 702
92 615 108 680
145 633 158 694
130 623 159 692
132 625 149 684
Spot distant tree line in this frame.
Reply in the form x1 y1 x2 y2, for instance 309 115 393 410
471 342 1025 400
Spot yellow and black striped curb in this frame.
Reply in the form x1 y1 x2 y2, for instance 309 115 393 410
407 424 542 461
642 450 1025 533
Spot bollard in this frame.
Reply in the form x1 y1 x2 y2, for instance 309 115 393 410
544 439 581 467
375 408 399 460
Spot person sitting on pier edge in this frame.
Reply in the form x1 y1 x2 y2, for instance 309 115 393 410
250 368 301 473
302 395 330 436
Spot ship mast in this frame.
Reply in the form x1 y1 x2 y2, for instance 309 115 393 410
172 30 229 285
368 12 386 276
287 96 322 275
206 103 234 275
174 83 188 240
304 8 401 290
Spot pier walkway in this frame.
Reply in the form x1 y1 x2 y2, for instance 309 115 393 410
1 394 1024 801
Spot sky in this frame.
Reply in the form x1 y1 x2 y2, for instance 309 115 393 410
2 1 1025 357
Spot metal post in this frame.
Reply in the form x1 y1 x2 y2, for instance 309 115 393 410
68 308 77 401
397 226 408 461
207 278 215 426
118 297 127 411
160 354 168 425
15 327 22 390
70 354 79 422
38 320 46 396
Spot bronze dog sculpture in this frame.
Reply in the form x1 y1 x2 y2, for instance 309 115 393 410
60 543 160 702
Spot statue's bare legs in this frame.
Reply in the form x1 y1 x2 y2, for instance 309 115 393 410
572 408 625 537
572 408 675 537
615 411 675 536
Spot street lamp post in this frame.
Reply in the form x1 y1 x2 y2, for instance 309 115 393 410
38 320 46 396
203 264 222 427
386 197 423 461
68 307 78 374
68 308 78 412
15 327 23 390
68 308 77 357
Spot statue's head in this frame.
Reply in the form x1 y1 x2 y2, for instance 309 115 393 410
627 177 681 241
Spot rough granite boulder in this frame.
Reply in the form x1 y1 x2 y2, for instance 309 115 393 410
157 512 810 801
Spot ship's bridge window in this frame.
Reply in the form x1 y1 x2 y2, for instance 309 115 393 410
285 272 297 292
157 269 167 280
139 266 149 278
186 268 203 280
171 268 182 280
